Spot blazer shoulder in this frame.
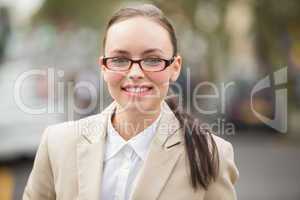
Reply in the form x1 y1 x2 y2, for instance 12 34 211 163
211 134 239 183
45 120 76 144
210 134 234 155
45 114 102 148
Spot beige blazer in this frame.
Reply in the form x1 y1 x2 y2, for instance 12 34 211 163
23 100 239 200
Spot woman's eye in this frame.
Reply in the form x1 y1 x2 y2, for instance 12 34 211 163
143 58 163 65
111 58 129 64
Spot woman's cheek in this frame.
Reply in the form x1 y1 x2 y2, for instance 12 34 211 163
104 71 125 84
104 72 124 101
147 71 170 85
147 72 170 98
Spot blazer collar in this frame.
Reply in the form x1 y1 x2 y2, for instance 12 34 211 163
76 100 183 200
129 101 184 200
76 101 116 200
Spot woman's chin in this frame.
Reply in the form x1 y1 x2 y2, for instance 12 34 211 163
118 99 160 115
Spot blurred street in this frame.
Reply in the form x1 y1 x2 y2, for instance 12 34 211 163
230 131 300 200
0 130 299 200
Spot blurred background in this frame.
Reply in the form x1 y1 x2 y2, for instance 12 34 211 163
0 0 299 199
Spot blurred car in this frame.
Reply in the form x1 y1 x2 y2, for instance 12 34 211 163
0 58 64 161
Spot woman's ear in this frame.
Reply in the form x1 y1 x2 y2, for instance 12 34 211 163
99 56 106 71
170 55 182 82
99 56 108 82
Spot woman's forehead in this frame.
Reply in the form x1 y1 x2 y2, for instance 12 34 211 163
105 17 173 56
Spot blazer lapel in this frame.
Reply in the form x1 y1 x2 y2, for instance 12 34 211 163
130 101 184 200
76 101 117 200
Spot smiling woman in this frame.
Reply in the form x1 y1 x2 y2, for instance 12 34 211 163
100 15 180 118
23 3 239 200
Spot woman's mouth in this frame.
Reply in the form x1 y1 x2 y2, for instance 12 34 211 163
121 85 153 97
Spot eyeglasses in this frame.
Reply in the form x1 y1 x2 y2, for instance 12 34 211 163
102 56 175 72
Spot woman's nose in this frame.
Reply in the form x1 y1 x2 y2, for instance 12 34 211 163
127 63 145 80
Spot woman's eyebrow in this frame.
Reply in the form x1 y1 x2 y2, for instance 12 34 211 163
110 49 130 55
109 48 163 56
142 48 163 55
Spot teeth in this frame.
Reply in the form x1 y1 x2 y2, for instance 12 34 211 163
125 87 150 93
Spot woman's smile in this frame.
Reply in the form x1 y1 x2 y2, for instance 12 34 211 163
121 83 154 98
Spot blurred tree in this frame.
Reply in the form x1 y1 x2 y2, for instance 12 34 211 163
33 0 122 27
253 0 300 107
254 0 300 69
0 7 11 64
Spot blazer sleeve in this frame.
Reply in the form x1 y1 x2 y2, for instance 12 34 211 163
23 127 56 200
204 141 239 200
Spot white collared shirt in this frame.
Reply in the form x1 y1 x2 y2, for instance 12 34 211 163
101 111 162 200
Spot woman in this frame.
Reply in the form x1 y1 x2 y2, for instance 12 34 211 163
23 4 239 200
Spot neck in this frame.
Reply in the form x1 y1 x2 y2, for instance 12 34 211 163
111 106 161 141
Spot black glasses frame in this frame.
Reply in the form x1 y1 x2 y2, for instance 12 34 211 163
102 56 175 72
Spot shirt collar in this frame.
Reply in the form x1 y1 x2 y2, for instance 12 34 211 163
105 109 162 161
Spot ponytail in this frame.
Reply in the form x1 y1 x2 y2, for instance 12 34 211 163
165 96 219 190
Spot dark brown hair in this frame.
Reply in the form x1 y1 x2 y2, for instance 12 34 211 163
102 3 219 190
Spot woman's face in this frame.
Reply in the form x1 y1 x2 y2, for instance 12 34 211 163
100 17 182 114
